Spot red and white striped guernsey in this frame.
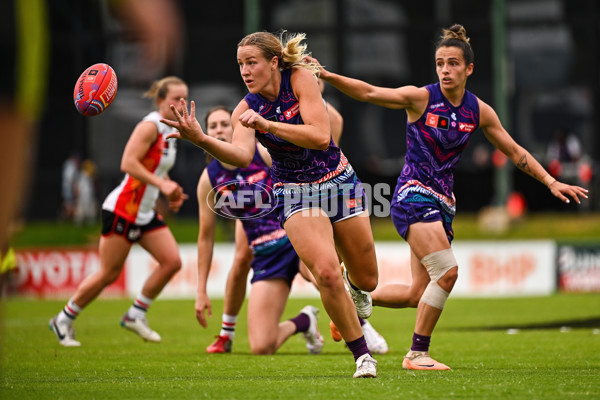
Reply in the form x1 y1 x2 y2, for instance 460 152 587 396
102 111 177 225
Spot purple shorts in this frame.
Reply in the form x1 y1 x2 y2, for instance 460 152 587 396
390 187 455 244
272 166 367 227
250 238 299 286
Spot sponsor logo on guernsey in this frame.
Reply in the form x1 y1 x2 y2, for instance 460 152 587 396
429 102 445 110
425 113 449 130
247 170 267 184
458 122 476 132
284 102 300 120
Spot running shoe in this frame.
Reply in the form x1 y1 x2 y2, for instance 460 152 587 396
206 335 232 353
361 321 389 355
329 320 342 342
120 314 161 343
300 305 324 354
49 316 81 347
353 353 378 378
341 263 372 319
402 350 450 370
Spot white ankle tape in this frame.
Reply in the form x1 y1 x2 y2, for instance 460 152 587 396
421 281 450 310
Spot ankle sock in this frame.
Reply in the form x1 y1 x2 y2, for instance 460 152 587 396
58 300 82 324
220 314 237 339
290 313 310 334
411 332 431 352
128 293 153 319
346 336 371 361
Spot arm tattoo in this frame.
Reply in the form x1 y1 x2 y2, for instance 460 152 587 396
516 154 531 173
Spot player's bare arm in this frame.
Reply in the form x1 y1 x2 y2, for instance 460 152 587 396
306 55 428 114
122 121 182 199
479 98 588 204
195 170 217 327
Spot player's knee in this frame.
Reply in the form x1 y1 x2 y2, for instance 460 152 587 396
438 266 458 292
357 274 378 292
100 267 123 285
421 248 457 283
166 256 182 274
311 260 340 290
419 248 458 310
233 252 253 271
250 341 276 355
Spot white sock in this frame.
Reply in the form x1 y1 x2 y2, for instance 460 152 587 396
220 314 237 339
128 293 153 319
58 300 82 325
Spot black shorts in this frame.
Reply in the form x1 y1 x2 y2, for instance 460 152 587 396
101 210 166 243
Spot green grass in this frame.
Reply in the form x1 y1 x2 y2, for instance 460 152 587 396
10 212 600 248
1 295 599 399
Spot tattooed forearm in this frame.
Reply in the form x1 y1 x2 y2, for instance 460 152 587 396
516 154 531 173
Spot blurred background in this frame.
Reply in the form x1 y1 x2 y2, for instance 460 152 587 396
21 0 600 224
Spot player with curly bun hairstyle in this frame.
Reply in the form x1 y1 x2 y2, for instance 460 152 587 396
309 24 588 370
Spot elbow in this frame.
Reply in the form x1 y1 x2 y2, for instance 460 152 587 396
237 157 252 168
314 134 331 150
239 150 255 167
120 159 131 174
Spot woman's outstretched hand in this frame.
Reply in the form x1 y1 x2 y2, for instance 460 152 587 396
161 99 204 145
549 180 589 205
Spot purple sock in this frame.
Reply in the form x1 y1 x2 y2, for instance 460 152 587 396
346 336 371 361
358 316 365 326
411 332 431 352
290 313 310 334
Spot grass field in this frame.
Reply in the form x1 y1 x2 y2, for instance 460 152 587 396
10 212 600 248
1 294 599 399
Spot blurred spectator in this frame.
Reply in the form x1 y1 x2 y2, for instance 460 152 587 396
546 127 593 210
74 159 99 225
547 127 582 164
61 152 81 221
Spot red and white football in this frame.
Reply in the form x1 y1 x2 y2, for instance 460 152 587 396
73 63 118 116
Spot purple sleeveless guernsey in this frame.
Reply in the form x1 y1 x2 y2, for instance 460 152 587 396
393 82 480 211
243 69 348 188
206 149 287 255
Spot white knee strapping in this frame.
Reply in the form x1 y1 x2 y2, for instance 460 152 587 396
421 249 457 282
421 282 450 310
420 249 457 310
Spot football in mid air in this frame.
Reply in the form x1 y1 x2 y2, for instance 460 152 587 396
73 63 118 116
